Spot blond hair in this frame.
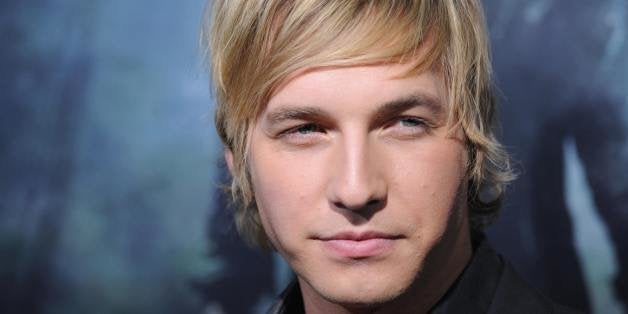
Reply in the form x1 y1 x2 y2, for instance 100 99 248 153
204 0 515 247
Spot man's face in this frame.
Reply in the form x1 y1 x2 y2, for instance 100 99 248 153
246 61 471 309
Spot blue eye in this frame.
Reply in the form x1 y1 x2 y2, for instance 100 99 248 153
290 123 325 135
296 124 321 134
382 116 431 139
278 123 327 146
399 117 424 127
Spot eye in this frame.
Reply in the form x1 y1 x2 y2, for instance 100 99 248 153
278 123 327 145
398 117 425 128
290 123 325 135
384 116 431 138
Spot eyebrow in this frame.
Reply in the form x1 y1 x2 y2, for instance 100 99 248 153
265 106 330 126
264 93 444 127
370 94 443 128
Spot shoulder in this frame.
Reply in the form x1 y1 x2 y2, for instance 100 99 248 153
432 235 582 314
487 251 583 314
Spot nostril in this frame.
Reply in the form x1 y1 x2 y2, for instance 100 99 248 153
330 196 386 224
333 198 382 211
333 201 346 209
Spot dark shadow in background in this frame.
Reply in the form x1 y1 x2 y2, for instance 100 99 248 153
0 1 91 313
529 94 628 310
484 0 628 312
198 167 276 313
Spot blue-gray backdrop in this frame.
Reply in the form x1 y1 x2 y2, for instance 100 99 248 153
1 1 626 314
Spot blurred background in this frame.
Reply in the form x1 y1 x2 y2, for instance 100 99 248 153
1 0 626 313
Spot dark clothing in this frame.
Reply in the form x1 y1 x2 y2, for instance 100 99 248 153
268 238 580 314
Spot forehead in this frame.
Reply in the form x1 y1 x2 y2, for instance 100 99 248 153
264 62 447 117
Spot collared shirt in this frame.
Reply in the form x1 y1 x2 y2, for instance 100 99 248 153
267 238 580 314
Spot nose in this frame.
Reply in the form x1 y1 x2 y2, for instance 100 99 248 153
327 135 387 215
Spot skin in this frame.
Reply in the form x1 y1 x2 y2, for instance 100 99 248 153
226 61 472 314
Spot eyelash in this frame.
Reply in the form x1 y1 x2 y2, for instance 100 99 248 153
389 116 429 129
280 123 326 137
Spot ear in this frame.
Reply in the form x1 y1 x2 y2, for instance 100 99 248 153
224 148 235 176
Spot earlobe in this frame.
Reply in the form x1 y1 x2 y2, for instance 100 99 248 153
224 148 235 175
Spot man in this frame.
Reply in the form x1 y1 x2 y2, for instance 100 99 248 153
205 1 578 313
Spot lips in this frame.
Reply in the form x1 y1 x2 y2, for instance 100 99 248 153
317 231 402 259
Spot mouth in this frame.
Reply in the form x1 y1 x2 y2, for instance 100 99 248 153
316 231 403 259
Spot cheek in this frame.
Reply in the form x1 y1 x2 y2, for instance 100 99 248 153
248 145 327 245
387 140 467 231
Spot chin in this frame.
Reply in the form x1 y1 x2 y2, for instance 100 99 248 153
326 289 404 308
300 260 420 307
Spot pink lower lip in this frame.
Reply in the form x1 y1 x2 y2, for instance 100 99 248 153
322 238 395 258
